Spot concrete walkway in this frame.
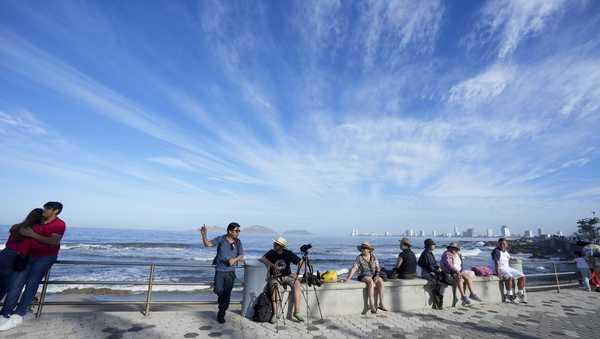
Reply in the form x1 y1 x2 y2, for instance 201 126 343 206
2 288 599 338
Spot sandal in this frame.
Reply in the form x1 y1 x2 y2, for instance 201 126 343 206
378 305 388 311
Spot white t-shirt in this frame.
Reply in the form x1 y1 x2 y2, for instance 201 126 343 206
490 248 511 270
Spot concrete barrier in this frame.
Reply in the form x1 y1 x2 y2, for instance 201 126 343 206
242 262 503 318
287 276 503 317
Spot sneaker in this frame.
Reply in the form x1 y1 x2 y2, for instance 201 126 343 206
461 296 472 306
292 313 304 322
517 292 527 304
378 305 388 312
0 314 22 331
469 294 482 302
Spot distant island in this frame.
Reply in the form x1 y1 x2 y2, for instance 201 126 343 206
243 225 276 234
203 225 312 235
284 229 314 235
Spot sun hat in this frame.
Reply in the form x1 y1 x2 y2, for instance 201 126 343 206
400 238 412 247
273 236 288 248
357 241 375 251
424 239 436 247
446 242 460 250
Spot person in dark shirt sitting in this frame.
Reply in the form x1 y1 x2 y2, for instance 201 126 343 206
393 238 417 279
417 239 446 309
259 237 304 324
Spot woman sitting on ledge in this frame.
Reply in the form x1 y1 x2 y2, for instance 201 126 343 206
341 241 388 313
392 238 417 279
441 242 482 306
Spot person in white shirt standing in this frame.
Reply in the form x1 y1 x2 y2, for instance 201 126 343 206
491 238 527 303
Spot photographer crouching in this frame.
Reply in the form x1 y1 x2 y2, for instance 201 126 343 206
259 236 305 323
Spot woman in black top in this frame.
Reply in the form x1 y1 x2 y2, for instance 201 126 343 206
394 238 417 279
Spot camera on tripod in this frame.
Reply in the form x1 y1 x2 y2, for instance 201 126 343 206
300 243 312 254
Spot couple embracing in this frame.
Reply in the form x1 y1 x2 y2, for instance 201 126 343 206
0 202 66 331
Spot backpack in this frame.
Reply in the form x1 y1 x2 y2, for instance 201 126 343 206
471 266 493 277
252 291 273 322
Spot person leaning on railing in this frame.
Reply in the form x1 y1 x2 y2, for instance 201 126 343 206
200 223 244 324
0 202 66 332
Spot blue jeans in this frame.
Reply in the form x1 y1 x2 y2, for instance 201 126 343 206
213 270 236 314
1 255 56 317
0 248 19 302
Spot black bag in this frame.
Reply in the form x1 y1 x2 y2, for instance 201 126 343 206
13 254 29 272
252 291 273 322
440 272 455 286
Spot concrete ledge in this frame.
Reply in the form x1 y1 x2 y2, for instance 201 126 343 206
282 276 503 317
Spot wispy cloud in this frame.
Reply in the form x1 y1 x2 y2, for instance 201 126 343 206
469 0 569 59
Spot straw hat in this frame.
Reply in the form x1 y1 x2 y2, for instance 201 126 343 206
273 236 288 248
357 241 375 251
399 238 412 247
446 242 460 250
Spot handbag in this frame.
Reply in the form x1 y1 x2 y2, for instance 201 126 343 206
13 254 29 272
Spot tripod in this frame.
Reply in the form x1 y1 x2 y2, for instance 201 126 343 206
282 250 324 333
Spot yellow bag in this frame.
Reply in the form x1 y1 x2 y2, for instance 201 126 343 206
321 271 337 283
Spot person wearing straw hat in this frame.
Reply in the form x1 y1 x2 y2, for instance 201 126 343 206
341 241 388 313
440 242 482 306
259 236 304 323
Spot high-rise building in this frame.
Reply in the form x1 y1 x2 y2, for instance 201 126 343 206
464 228 475 237
486 229 494 237
537 227 544 237
453 226 460 237
419 230 425 237
501 225 510 237
432 230 438 237
524 230 534 238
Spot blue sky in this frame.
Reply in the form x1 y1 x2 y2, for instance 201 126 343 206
1 0 599 234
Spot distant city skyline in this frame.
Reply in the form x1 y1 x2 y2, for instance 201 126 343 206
1 1 599 232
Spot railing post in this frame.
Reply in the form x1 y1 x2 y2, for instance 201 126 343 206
552 263 561 294
35 268 52 319
144 264 156 316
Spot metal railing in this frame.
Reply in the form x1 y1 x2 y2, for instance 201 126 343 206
4 259 582 319
32 260 244 318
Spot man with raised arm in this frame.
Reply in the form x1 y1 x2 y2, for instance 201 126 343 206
200 223 244 324
0 202 66 331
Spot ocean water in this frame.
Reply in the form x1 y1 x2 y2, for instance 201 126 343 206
0 226 560 294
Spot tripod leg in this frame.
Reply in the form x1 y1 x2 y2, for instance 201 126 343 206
311 284 324 320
